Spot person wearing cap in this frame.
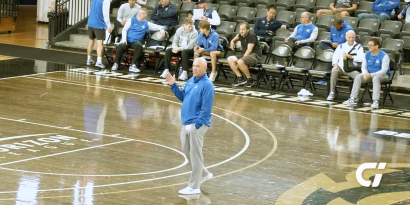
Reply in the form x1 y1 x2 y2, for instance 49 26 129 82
159 18 199 80
151 0 178 27
192 0 220 30
111 8 165 72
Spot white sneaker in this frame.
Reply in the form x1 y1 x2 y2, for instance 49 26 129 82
86 59 95 65
178 186 201 195
111 63 119 71
343 97 359 105
209 72 217 82
201 173 213 184
160 69 170 78
179 71 188 81
129 65 140 73
327 92 335 101
95 62 105 69
371 100 379 109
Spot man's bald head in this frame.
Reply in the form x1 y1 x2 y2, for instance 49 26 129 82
192 58 208 78
300 12 312 24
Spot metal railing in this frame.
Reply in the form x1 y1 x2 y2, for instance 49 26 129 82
0 0 19 18
50 0 120 40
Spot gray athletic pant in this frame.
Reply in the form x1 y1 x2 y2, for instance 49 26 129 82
329 69 360 93
180 124 211 189
350 73 390 100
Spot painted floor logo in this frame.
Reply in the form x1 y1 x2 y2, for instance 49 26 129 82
356 163 386 187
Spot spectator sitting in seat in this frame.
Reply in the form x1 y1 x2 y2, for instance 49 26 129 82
316 0 358 17
319 17 354 51
181 21 224 82
151 0 178 28
358 0 400 23
109 0 142 44
284 12 318 65
343 37 390 109
398 0 410 23
254 5 288 44
111 8 165 72
229 22 262 88
192 0 221 30
327 30 364 101
159 18 199 80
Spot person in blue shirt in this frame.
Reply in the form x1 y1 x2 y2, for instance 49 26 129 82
165 57 214 195
111 8 165 72
87 0 112 69
181 21 224 82
358 0 400 23
319 18 354 51
343 38 391 109
284 12 318 65
398 0 410 23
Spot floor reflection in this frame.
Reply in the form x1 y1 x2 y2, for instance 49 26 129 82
16 175 40 205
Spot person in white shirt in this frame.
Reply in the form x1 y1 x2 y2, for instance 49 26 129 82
109 0 142 44
327 30 364 101
192 0 220 30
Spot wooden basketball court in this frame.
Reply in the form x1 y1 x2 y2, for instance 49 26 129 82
0 58 409 204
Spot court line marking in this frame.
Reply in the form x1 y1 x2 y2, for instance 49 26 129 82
0 76 251 193
0 133 56 141
0 71 64 81
0 139 133 166
44 70 410 121
0 116 189 177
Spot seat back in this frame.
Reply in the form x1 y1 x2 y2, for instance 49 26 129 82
276 11 296 27
256 9 268 19
170 0 182 10
341 16 358 29
272 44 293 58
143 0 159 10
315 49 334 71
179 2 196 14
294 0 316 12
381 38 404 56
292 46 315 69
379 20 402 35
256 0 276 5
236 7 257 21
355 1 374 16
237 0 257 7
401 23 410 37
218 5 238 20
359 36 380 52
314 0 333 11
215 21 237 37
259 42 271 64
402 36 410 49
315 14 336 31
208 3 219 11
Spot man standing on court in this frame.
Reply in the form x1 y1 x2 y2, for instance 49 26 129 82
87 0 112 69
166 58 214 195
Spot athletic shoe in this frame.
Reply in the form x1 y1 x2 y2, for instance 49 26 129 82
371 100 379 109
95 62 105 69
111 63 119 71
327 92 335 101
343 97 359 105
86 59 95 65
178 186 201 195
208 72 217 82
129 65 140 73
179 71 188 81
160 69 170 78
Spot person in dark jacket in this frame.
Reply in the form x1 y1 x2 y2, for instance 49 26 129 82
151 0 178 28
254 5 288 39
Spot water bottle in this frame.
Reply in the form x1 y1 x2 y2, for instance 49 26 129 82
46 41 50 48
178 67 183 78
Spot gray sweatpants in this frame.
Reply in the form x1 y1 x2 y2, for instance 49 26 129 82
180 124 211 189
350 73 390 100
330 69 360 93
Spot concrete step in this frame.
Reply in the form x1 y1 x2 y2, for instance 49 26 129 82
55 41 97 50
69 34 92 44
77 28 88 35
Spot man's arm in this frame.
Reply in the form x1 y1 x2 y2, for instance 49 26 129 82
103 0 111 29
372 55 390 77
195 84 214 129
300 27 318 44
288 25 299 39
148 22 165 31
361 54 369 74
171 28 181 48
116 4 125 22
244 44 255 57
121 19 132 41
184 31 199 50
207 10 221 26
332 45 341 65
379 0 400 10
170 84 186 102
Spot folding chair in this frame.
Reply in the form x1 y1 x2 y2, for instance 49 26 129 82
315 14 336 32
274 0 296 12
356 18 380 38
341 16 358 29
218 5 238 21
215 21 237 40
235 7 257 24
276 11 297 29
294 0 316 13
308 49 333 94
259 45 292 90
376 20 402 39
355 1 374 16
283 46 316 90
